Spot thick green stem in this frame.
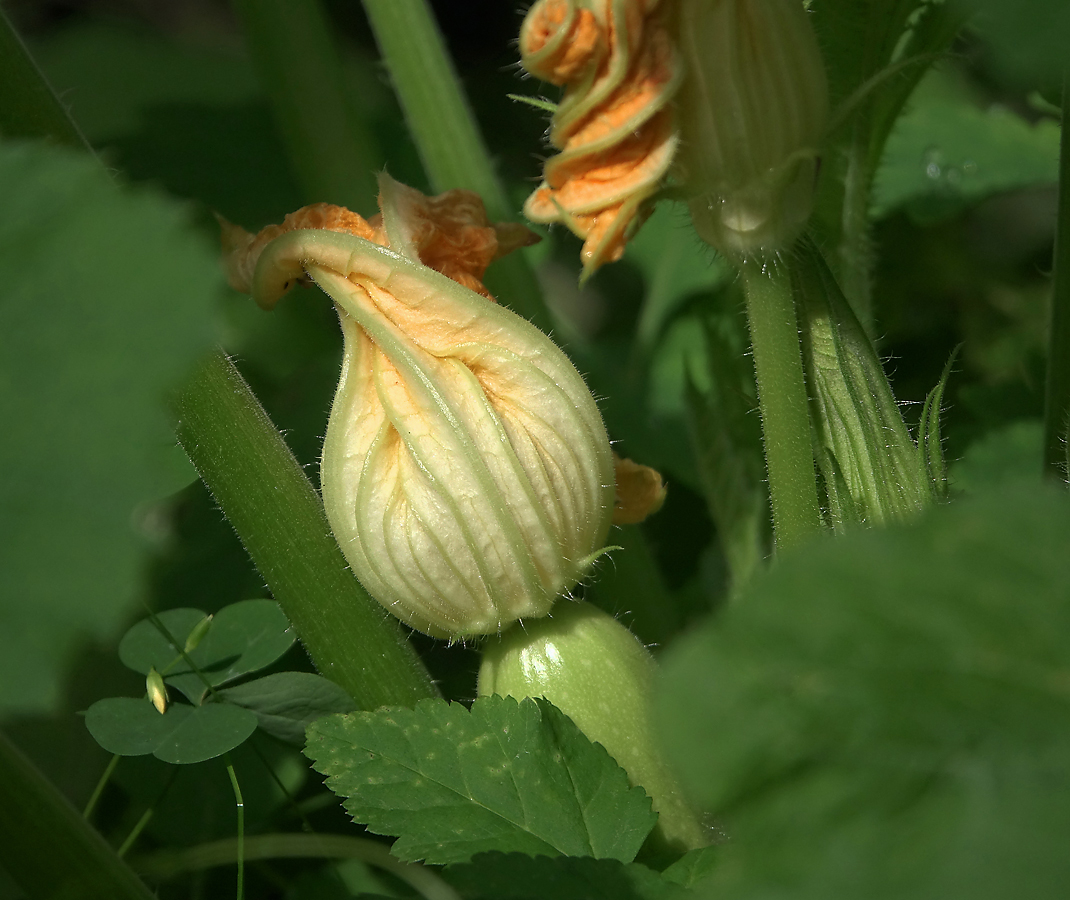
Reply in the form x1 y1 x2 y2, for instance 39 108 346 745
740 256 823 550
360 0 551 330
1043 72 1070 481
0 730 156 900
173 351 438 709
361 0 506 216
232 0 382 211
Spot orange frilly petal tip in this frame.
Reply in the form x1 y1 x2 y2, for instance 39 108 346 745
218 204 383 299
518 0 682 281
218 175 538 304
377 175 539 300
612 453 667 525
519 0 605 84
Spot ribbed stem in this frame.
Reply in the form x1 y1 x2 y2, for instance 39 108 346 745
740 256 823 550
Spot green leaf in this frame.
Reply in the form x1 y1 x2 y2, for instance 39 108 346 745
305 696 657 865
0 139 218 717
673 289 769 589
873 68 1061 220
28 20 259 143
661 846 721 889
627 202 730 352
916 350 956 496
954 0 1070 85
220 671 356 745
119 607 208 673
85 697 258 764
119 599 295 704
794 241 930 526
657 486 1070 899
443 853 692 900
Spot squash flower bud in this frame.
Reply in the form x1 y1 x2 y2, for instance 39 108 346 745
221 175 616 640
674 0 829 256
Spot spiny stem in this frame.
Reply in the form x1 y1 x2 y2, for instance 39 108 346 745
740 255 823 550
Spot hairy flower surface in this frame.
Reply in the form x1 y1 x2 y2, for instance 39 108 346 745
520 0 683 277
223 176 616 639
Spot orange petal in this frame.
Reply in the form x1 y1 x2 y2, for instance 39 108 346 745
220 203 384 294
518 0 681 277
612 454 667 525
520 0 605 85
220 188 537 305
387 181 540 300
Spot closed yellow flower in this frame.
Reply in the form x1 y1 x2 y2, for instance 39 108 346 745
222 175 616 640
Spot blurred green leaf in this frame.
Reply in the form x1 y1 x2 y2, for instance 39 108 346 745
0 139 217 717
30 18 308 226
949 419 1044 493
658 486 1070 899
29 21 259 142
954 0 1070 85
85 697 258 764
443 853 691 900
648 287 768 589
873 69 1061 220
306 696 657 866
220 671 355 746
627 202 729 352
119 600 295 704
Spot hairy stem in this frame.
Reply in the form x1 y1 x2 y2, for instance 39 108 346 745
740 256 823 550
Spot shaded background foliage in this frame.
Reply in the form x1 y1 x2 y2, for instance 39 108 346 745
0 0 1066 897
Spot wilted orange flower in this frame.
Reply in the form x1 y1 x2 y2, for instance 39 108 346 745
520 0 682 278
221 181 537 306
